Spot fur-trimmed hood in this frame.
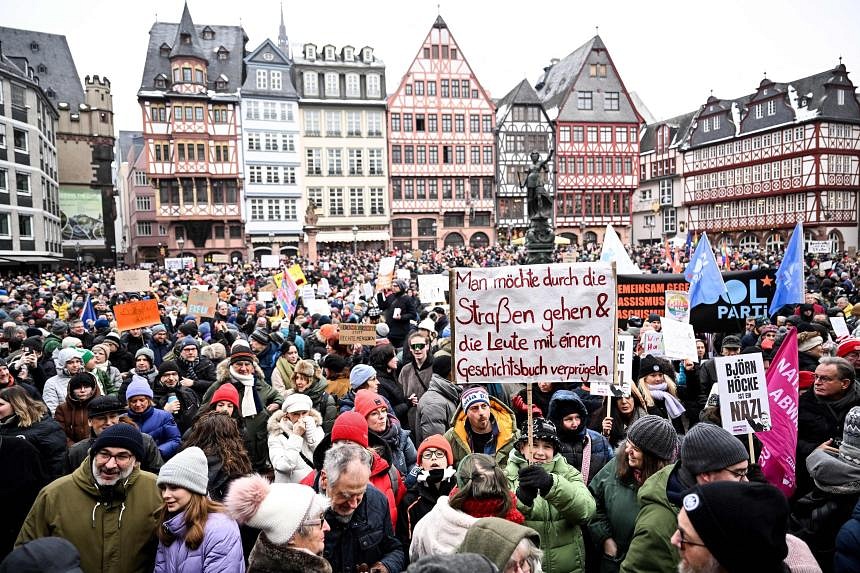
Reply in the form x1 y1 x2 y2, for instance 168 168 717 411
216 355 266 383
266 407 323 436
247 533 332 573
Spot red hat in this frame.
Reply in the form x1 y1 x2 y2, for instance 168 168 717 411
354 390 386 419
798 371 815 391
417 434 454 466
332 411 369 448
837 338 860 358
211 384 240 411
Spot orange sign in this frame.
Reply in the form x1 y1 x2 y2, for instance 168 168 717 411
113 299 161 331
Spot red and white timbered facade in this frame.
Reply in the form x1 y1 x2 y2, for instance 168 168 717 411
387 16 496 250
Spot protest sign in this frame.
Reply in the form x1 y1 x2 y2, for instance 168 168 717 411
376 257 396 291
592 334 632 397
164 258 183 270
139 262 153 270
305 299 330 316
831 316 850 339
339 323 378 346
396 269 411 282
114 299 160 331
716 353 771 435
187 289 218 317
257 291 273 302
664 290 690 323
418 274 449 303
641 330 664 356
212 254 229 264
259 282 277 293
453 262 616 385
818 260 833 271
561 253 578 263
660 316 698 362
260 254 280 269
301 285 315 301
806 240 831 254
287 264 307 287
115 270 150 293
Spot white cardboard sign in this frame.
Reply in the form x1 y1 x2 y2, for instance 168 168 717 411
831 316 850 339
716 353 772 435
641 330 664 356
115 270 151 293
660 316 699 362
418 274 449 303
260 254 280 269
592 334 633 397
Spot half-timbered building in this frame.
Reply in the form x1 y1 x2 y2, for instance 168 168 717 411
387 15 496 250
138 4 248 263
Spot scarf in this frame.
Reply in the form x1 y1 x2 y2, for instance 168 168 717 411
648 382 686 419
450 488 525 524
93 362 109 373
230 366 259 417
177 355 199 380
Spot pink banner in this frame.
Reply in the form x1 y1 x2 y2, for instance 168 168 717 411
756 328 799 497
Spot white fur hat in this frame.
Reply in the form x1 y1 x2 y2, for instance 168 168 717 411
282 392 314 414
225 474 329 545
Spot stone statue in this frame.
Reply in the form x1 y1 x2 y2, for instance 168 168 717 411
520 150 554 221
304 202 318 226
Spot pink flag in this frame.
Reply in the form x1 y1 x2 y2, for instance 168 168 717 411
756 328 799 497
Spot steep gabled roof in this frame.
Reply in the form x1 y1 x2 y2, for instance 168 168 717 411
534 37 595 115
498 78 542 108
169 3 208 62
640 111 697 152
241 39 298 100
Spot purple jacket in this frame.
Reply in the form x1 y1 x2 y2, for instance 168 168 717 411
154 511 245 573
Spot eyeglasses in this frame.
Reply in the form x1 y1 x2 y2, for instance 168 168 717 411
301 514 326 528
95 450 134 464
813 374 842 382
723 466 749 480
411 343 427 350
421 449 447 460
504 558 531 573
676 527 708 550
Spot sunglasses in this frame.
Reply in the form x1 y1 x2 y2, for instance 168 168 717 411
411 343 427 350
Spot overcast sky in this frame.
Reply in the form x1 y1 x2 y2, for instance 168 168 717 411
2 0 858 133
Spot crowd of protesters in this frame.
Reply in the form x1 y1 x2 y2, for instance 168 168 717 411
0 243 858 572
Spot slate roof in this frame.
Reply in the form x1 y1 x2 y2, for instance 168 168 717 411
640 111 697 152
169 3 208 62
0 26 85 109
534 37 595 115
117 130 142 164
497 78 542 108
241 39 298 100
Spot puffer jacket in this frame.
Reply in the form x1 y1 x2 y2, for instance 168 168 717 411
835 499 860 573
16 458 162 573
199 360 283 472
54 377 102 444
127 405 182 460
416 373 461 443
399 353 434 436
409 494 477 561
444 396 517 469
43 347 79 414
154 510 245 573
267 407 324 484
548 390 614 484
0 412 67 480
505 449 597 573
588 457 641 573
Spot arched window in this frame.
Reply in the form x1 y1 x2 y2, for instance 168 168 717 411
469 232 490 248
739 233 759 249
584 231 598 244
560 232 578 245
230 251 243 263
444 232 465 247
765 233 783 252
829 230 844 253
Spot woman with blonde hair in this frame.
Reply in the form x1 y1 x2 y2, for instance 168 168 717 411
636 355 685 433
0 386 67 479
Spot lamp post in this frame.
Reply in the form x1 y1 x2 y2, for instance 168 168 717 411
74 241 81 275
351 225 358 255
176 237 185 259
431 221 438 250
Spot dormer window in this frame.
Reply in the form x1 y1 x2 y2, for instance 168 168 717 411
37 64 47 74
30 42 39 52
202 26 215 40
343 47 354 62
160 43 171 57
46 88 55 98
325 46 335 61
306 45 316 60
362 48 373 63
217 47 228 61
181 33 192 45
216 74 228 90
155 75 167 89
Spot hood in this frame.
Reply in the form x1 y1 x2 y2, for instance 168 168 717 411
55 347 81 372
266 408 323 436
807 449 860 495
216 355 266 383
70 454 142 503
547 389 588 421
65 375 102 405
428 374 461 403
450 396 516 449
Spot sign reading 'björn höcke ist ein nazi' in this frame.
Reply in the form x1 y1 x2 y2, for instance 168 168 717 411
453 262 616 385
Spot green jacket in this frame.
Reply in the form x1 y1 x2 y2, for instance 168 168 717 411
17 457 162 573
505 450 597 573
619 463 680 573
587 457 641 573
444 396 517 469
201 361 284 472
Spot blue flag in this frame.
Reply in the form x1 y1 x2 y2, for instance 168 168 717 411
769 221 805 316
684 232 726 307
81 295 97 328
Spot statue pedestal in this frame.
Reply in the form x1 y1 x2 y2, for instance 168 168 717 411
526 217 555 265
303 226 319 261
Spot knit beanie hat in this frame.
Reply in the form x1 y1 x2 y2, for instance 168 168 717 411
151 324 167 334
178 336 198 351
69 372 96 391
837 337 860 358
840 406 860 466
682 481 788 572
798 333 824 353
61 337 82 349
230 343 257 366
93 343 111 358
376 323 390 338
58 347 81 367
125 378 153 401
78 349 94 365
51 320 67 336
354 389 387 418
225 475 330 545
0 536 83 573
638 354 676 381
516 417 562 453
282 393 313 414
417 434 454 466
103 332 121 347
250 328 270 346
94 318 110 329
407 554 499 573
157 360 180 377
349 364 376 390
331 410 369 448
432 354 452 378
456 517 540 572
211 383 241 411
157 446 209 495
135 347 155 365
626 415 679 461
90 423 145 460
87 395 126 418
461 386 490 411
681 423 748 475
798 371 815 390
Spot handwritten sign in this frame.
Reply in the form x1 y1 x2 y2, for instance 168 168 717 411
807 240 831 254
187 289 218 317
664 290 690 323
453 263 616 385
257 291 274 302
301 285 316 301
114 299 161 331
660 316 699 362
831 316 850 339
305 299 330 316
592 334 632 397
339 323 378 346
288 264 307 287
376 257 396 291
641 330 664 356
418 274 449 303
212 254 230 264
261 254 280 268
165 258 183 270
115 270 150 293
716 353 771 435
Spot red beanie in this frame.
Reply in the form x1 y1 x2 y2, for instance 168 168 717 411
354 390 387 419
332 411 369 448
798 371 815 391
837 338 860 358
211 384 240 411
417 434 454 466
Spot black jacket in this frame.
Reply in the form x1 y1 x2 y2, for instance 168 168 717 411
175 356 218 400
0 413 67 480
322 484 405 573
376 291 419 347
397 470 456 541
152 381 200 434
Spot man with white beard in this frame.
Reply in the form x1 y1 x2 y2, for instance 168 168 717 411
17 424 162 573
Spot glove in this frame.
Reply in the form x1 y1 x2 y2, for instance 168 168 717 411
516 484 537 507
519 464 553 496
511 395 543 416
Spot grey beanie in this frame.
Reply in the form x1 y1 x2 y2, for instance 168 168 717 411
135 347 155 364
151 324 167 334
626 415 679 461
157 446 209 495
681 423 749 475
51 320 68 335
407 554 499 573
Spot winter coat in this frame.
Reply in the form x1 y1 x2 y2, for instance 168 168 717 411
409 495 478 561
325 371 351 400
152 381 200 434
322 484 405 573
397 468 456 541
128 405 182 460
54 379 101 444
247 533 332 573
835 499 860 573
267 408 324 484
416 374 461 443
0 412 67 480
122 333 151 359
42 371 71 415
505 449 597 573
270 357 297 397
399 354 434 436
376 291 419 347
444 396 518 469
200 360 283 472
176 356 218 400
0 436 47 561
300 377 337 434
372 419 417 477
154 510 245 573
119 367 158 401
16 458 162 573
588 457 641 573
93 362 123 397
148 339 173 367
66 433 164 475
376 368 409 428
620 463 681 573
548 390 615 485
255 343 279 385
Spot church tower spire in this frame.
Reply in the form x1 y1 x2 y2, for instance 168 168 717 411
278 2 289 55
